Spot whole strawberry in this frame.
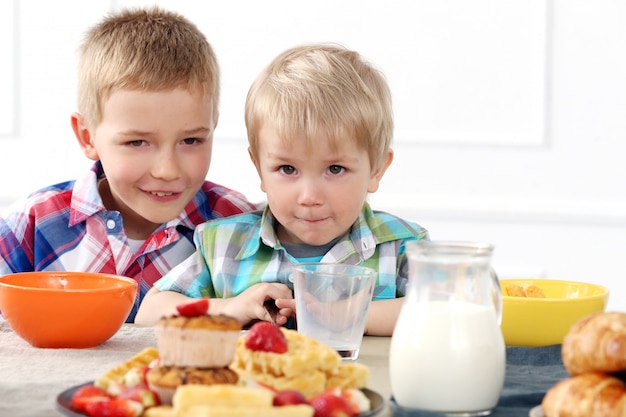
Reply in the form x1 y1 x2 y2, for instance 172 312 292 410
244 322 288 353
176 298 209 317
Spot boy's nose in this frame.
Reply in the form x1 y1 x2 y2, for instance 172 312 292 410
151 154 181 181
297 179 323 206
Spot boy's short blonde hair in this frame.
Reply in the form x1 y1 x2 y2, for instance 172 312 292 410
77 7 219 128
245 44 393 171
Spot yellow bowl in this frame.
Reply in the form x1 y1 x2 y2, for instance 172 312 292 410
500 279 609 347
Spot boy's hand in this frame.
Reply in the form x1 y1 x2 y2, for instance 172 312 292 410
274 298 296 313
222 283 294 326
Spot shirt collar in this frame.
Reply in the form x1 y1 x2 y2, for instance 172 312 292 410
69 161 107 226
237 203 390 262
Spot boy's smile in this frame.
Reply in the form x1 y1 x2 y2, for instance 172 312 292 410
253 123 390 246
75 87 216 239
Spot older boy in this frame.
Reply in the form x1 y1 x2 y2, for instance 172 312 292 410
0 7 257 322
136 44 429 335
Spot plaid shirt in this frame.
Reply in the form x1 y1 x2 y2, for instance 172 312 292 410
0 161 258 321
155 203 429 300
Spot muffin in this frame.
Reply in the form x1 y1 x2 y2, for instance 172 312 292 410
146 365 239 405
154 314 242 368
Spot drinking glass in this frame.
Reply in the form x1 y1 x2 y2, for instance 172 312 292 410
291 262 377 360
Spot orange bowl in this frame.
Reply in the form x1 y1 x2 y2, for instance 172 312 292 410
0 272 137 348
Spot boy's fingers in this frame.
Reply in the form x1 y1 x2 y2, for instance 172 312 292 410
274 298 295 309
265 282 294 299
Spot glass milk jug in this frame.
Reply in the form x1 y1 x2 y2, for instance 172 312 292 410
390 241 505 416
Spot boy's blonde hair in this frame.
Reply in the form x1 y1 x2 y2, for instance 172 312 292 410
77 7 219 128
245 44 393 171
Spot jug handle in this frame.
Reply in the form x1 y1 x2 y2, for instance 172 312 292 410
491 268 503 326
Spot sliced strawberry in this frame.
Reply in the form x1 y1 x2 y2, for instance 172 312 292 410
244 322 288 353
273 389 308 406
176 298 209 317
309 389 357 417
70 385 112 412
117 385 160 408
84 398 143 417
102 380 126 396
242 379 278 393
342 388 371 414
123 365 150 387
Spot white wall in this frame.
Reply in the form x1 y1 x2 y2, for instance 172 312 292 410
2 0 625 310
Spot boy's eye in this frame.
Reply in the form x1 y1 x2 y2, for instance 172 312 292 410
328 165 345 175
279 165 296 175
182 137 200 145
127 140 146 147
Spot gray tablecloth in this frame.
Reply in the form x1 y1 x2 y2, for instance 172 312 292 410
390 345 567 416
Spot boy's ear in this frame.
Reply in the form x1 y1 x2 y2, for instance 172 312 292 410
248 147 266 193
368 149 394 193
212 110 219 130
71 112 99 160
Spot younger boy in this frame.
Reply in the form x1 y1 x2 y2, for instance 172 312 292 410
0 7 257 322
136 44 429 335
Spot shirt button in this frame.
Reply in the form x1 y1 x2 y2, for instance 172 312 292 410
106 219 116 230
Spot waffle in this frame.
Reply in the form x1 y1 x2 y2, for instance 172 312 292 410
231 328 339 377
230 328 369 399
325 362 371 391
95 347 159 391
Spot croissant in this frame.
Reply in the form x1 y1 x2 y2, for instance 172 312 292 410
542 372 626 417
562 312 626 376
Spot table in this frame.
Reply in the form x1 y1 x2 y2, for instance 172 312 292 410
0 319 566 417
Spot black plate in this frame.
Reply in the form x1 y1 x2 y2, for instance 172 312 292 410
360 388 385 416
56 381 92 417
57 382 385 416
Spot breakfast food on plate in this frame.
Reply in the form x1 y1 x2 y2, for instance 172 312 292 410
76 315 372 417
154 308 242 367
230 321 370 399
541 311 626 417
561 311 626 376
143 322 371 417
505 284 546 298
